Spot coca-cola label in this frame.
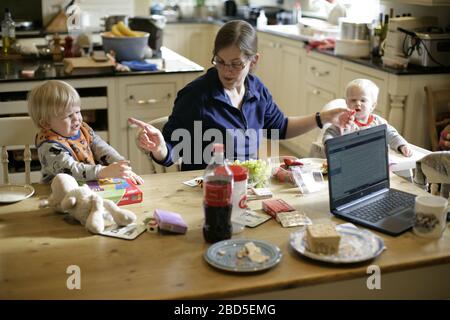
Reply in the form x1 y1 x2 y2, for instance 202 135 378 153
204 182 232 207
239 195 248 209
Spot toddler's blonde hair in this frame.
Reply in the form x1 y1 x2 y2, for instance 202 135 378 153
27 80 80 129
345 79 379 103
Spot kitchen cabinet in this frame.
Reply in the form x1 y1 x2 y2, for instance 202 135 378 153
257 32 307 154
295 52 340 156
164 24 216 69
116 73 199 175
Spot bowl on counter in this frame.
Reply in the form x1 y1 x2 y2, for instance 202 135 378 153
101 32 149 61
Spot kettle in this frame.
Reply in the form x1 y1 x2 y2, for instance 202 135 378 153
224 0 237 17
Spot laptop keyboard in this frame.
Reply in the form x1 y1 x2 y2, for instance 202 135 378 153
345 190 416 223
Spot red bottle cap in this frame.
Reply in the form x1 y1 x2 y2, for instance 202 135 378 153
228 165 248 182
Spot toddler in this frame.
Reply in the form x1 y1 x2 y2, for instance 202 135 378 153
27 80 144 184
323 79 412 157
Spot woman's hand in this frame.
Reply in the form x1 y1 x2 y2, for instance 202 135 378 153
321 107 354 128
128 117 168 161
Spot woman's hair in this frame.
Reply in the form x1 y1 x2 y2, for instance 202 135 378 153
27 80 80 129
213 20 258 59
345 78 379 102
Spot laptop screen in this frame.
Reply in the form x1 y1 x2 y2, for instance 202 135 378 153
326 125 390 209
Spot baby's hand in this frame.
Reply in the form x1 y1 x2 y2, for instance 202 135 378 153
127 171 144 185
98 160 132 180
400 145 412 157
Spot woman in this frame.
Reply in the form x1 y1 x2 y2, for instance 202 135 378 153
129 20 351 171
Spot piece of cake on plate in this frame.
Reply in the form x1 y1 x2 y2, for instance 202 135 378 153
306 223 341 255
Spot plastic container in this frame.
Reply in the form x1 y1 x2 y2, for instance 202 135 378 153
101 32 149 61
228 165 248 234
203 144 234 243
257 10 267 29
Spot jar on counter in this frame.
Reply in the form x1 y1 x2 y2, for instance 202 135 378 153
229 165 248 234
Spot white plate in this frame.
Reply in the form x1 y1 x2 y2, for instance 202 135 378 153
290 224 385 264
0 184 35 203
204 239 282 273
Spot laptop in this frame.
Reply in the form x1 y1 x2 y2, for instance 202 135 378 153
325 124 417 236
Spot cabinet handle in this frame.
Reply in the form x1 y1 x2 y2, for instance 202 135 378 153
312 89 320 95
128 93 172 105
310 66 330 77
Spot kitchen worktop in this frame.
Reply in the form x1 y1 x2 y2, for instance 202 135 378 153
0 47 204 83
171 20 450 76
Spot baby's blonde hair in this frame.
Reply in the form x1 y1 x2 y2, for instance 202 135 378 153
345 79 379 103
27 80 80 129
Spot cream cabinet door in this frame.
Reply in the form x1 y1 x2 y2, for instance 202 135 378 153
300 83 336 157
256 33 282 100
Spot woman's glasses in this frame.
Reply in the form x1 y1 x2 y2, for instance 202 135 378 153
211 56 250 71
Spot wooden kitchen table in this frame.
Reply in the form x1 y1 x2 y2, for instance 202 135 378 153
1 171 449 299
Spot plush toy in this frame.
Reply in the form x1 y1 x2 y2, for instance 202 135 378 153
44 173 137 234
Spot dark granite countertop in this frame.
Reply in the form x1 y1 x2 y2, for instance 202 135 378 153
0 47 204 83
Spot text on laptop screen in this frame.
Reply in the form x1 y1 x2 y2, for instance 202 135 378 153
327 129 388 202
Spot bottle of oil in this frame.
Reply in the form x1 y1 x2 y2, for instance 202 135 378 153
1 8 16 55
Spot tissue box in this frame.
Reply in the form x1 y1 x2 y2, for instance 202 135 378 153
154 209 188 234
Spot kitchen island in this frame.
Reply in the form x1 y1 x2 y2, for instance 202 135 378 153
0 170 449 299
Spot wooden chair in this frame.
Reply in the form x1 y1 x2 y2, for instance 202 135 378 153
0 117 38 185
424 85 450 151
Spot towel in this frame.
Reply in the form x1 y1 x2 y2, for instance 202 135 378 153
121 60 158 71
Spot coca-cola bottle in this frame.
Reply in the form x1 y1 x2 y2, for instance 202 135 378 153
203 143 234 243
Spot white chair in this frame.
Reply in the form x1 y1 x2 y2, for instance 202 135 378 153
135 116 181 174
0 116 38 185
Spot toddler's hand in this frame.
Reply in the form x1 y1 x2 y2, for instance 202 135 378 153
98 160 132 179
400 145 412 157
127 171 144 185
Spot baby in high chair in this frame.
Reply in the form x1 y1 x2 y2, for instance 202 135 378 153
322 78 412 157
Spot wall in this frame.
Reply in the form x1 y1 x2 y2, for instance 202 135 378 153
380 1 450 26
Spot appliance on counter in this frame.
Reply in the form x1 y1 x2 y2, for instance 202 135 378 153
224 0 237 17
383 16 438 67
404 28 450 67
1 0 43 36
129 15 166 58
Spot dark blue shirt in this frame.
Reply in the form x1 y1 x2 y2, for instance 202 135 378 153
155 67 288 171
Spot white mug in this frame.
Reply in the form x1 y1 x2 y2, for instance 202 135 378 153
413 195 449 239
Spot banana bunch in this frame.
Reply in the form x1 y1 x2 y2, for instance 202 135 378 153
110 21 141 37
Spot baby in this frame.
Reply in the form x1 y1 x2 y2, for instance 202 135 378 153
323 79 412 157
27 80 144 184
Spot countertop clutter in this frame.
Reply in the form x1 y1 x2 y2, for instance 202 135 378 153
0 46 203 83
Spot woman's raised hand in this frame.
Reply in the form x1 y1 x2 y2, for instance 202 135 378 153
127 117 168 161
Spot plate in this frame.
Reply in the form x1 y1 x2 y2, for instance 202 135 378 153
290 224 385 264
0 184 35 203
204 239 282 273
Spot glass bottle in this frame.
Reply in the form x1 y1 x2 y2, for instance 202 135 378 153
1 8 16 55
203 143 234 243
